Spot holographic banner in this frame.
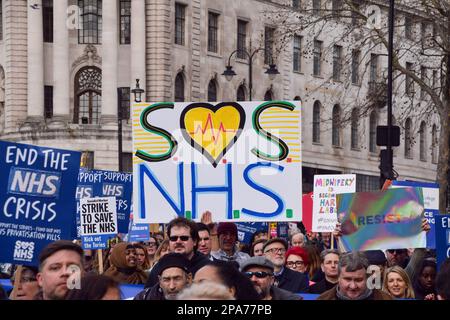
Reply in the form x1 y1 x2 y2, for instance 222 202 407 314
337 187 426 251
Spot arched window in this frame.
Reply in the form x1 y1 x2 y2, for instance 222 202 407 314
332 104 341 147
207 80 217 101
264 89 273 101
351 108 359 149
369 111 377 153
74 66 102 124
405 118 412 158
312 101 321 143
431 124 438 164
174 72 185 102
236 85 246 101
419 121 426 161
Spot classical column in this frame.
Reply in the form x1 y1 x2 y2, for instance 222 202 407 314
101 0 118 125
49 0 70 128
131 0 146 102
26 0 44 121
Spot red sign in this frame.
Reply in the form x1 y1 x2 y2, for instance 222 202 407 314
302 192 313 233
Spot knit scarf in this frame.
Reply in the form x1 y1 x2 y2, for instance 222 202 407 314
336 285 373 300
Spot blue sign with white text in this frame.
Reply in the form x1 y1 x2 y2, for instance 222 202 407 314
236 222 268 244
74 169 132 237
435 215 450 270
391 180 439 248
128 223 150 243
0 140 80 265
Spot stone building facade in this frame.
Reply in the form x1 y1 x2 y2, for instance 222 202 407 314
0 0 439 193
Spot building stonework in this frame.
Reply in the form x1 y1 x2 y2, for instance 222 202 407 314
0 0 439 189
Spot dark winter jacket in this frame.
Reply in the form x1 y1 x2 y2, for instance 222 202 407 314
145 251 210 288
308 278 337 294
275 267 309 293
271 286 303 300
317 286 392 300
134 283 165 300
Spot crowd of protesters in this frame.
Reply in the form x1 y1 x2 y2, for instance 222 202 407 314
1 213 450 301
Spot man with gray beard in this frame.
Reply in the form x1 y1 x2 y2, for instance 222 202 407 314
134 253 192 300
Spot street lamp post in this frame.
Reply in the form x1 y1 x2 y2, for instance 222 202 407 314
379 0 396 188
222 47 279 100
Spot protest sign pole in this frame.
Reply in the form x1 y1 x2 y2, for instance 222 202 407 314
331 233 335 249
98 249 104 274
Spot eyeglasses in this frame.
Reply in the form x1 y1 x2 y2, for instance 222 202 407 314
286 261 305 268
244 271 273 279
169 235 191 242
145 242 157 247
264 247 286 255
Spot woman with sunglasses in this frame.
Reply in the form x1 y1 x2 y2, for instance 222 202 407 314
104 242 148 284
144 236 159 267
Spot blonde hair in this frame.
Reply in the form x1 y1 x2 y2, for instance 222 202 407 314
177 282 235 300
383 265 415 299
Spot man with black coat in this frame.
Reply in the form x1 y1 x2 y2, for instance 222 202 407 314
144 217 209 288
135 253 192 300
309 249 340 294
263 238 309 293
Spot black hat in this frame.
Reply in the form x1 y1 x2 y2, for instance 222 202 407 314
157 252 190 275
262 238 288 252
364 250 387 265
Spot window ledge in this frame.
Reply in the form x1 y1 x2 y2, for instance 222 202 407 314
351 147 361 152
332 145 343 149
293 70 304 75
313 75 324 79
207 52 222 59
312 142 322 146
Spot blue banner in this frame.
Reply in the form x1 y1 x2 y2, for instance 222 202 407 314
391 180 439 249
236 222 268 244
435 215 450 270
0 140 80 265
74 169 132 237
128 223 150 243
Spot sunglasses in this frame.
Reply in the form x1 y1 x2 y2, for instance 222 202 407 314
244 271 273 279
169 235 191 242
387 249 407 254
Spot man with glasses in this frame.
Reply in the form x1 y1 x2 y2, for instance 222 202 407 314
263 238 309 293
241 256 301 300
144 217 209 288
